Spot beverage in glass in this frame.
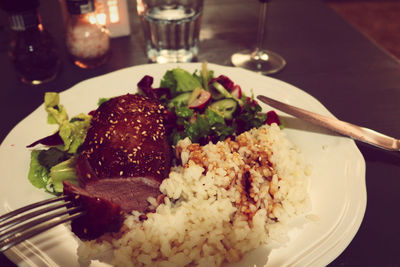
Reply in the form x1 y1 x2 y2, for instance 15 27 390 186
137 0 203 63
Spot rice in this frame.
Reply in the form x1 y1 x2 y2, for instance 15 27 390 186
77 124 311 266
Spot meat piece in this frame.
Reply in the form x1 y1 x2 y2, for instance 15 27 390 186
84 177 161 213
67 94 172 239
77 93 172 186
63 180 124 240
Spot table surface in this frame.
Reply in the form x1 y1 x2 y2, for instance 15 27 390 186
1 0 400 266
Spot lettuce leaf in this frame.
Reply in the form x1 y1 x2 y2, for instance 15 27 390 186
28 93 90 194
160 70 177 94
44 92 91 154
45 92 68 125
28 147 78 194
160 68 202 97
28 148 78 194
28 150 50 189
48 156 78 193
58 113 91 154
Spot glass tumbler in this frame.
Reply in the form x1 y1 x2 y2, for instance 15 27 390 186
137 0 204 63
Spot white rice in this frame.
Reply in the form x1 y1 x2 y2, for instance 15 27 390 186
77 124 311 266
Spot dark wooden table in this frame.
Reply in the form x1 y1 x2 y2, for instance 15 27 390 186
1 0 400 266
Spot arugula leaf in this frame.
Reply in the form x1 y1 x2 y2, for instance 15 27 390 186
184 115 210 143
206 109 236 141
237 97 267 131
174 105 195 119
205 108 225 125
169 128 186 146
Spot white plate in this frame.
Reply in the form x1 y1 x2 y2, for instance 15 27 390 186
0 63 366 267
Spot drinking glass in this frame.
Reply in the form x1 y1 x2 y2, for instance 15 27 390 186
136 0 204 63
231 0 286 75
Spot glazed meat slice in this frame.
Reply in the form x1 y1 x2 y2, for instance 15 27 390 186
77 93 172 186
68 94 172 239
84 177 161 213
63 180 124 240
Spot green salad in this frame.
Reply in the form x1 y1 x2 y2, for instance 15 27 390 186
138 63 278 145
27 92 91 194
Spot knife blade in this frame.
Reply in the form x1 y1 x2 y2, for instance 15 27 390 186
257 95 400 151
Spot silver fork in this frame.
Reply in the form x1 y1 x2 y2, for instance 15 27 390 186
0 195 84 252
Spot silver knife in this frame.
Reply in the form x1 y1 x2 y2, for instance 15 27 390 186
257 95 400 151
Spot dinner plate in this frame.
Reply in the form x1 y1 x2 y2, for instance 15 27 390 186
0 63 366 267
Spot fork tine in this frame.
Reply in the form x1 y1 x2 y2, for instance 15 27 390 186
0 208 84 253
0 195 69 223
0 205 83 243
0 200 72 232
0 195 86 253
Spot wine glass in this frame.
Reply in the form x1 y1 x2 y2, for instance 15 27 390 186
231 0 286 75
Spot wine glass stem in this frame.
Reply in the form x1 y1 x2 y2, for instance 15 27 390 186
255 1 268 54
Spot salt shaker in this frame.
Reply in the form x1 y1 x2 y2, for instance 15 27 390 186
0 0 60 85
65 0 110 68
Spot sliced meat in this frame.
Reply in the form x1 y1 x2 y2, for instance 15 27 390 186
77 93 172 186
68 94 172 239
84 177 161 213
63 180 124 240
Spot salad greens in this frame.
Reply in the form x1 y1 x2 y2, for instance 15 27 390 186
44 92 91 154
151 62 278 145
28 92 91 194
160 68 203 96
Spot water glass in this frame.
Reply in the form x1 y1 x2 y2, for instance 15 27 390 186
136 0 204 63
